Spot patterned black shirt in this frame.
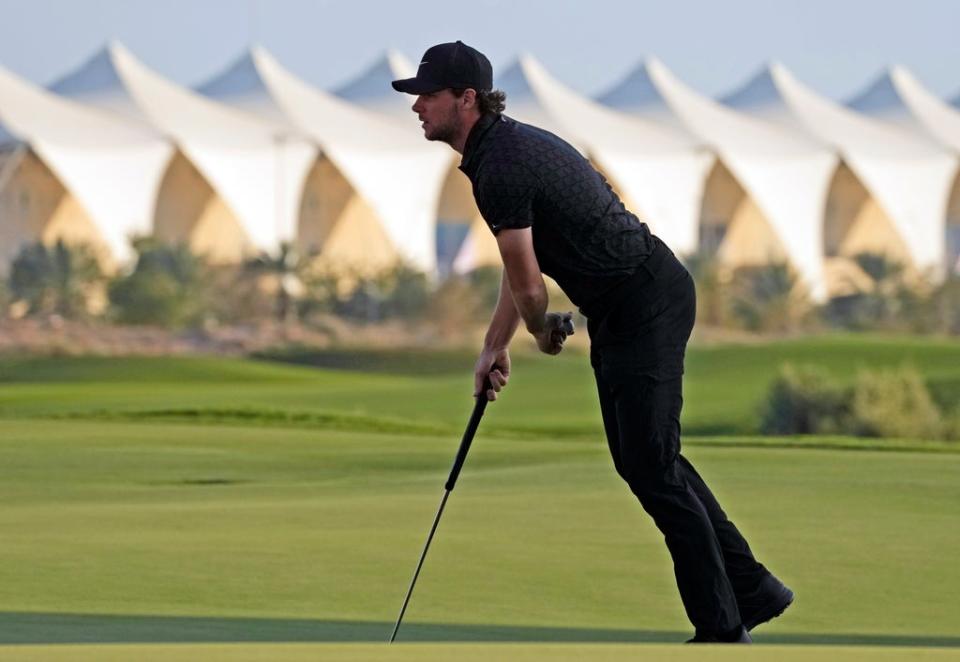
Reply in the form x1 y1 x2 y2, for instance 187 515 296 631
459 113 655 314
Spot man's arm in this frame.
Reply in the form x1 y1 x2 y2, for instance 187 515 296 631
497 228 572 355
475 227 573 401
473 271 520 401
496 227 548 335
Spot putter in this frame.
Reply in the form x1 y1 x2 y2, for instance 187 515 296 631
388 372 492 643
389 318 574 643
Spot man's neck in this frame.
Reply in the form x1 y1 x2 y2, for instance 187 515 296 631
450 112 482 154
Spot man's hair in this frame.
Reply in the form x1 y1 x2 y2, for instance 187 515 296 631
452 88 507 114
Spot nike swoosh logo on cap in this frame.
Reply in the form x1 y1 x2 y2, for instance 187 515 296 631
420 61 429 65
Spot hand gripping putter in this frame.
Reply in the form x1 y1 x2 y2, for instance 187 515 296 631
390 319 574 643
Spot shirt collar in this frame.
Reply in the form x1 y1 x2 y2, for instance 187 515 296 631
459 112 502 173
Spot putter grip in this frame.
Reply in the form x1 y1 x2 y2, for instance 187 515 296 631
445 372 494 491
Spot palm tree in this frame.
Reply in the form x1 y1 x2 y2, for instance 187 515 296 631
9 240 104 317
242 242 307 323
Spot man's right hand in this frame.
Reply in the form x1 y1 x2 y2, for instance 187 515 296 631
474 346 511 402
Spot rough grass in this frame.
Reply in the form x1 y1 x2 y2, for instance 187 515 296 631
3 334 960 438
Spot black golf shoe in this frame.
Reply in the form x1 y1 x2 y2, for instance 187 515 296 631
686 625 753 643
739 573 795 631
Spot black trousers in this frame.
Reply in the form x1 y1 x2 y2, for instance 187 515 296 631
588 243 768 634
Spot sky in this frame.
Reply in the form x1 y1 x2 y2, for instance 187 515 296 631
1 0 959 102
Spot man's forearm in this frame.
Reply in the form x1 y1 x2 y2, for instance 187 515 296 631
506 270 548 335
493 227 548 336
484 271 523 350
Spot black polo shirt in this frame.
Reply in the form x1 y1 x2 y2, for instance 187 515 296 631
459 113 656 317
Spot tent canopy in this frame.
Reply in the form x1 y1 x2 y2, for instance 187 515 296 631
496 55 712 257
1 61 171 262
51 42 318 255
600 58 837 298
848 66 960 153
722 62 958 274
333 50 416 119
198 46 451 272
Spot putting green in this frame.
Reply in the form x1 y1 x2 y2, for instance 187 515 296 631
1 643 959 661
0 419 957 648
0 339 958 658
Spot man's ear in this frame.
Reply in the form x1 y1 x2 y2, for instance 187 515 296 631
461 88 478 109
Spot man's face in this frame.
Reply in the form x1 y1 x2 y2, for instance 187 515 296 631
411 89 462 145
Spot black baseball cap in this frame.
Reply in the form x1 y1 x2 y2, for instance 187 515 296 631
392 41 493 95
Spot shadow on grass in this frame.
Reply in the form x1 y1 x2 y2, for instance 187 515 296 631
0 613 958 647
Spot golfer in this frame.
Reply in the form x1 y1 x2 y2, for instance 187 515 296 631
393 40 793 644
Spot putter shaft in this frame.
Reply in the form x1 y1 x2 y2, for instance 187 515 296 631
390 384 490 643
389 489 450 643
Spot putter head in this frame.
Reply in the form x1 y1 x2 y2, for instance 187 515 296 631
561 316 575 336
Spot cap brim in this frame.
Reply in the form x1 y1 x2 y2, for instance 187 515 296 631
391 77 446 94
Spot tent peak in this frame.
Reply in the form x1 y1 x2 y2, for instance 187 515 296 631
766 59 787 74
596 58 668 111
846 67 907 117
718 63 784 108
332 49 416 107
48 42 131 109
385 49 415 76
249 43 270 58
642 55 665 70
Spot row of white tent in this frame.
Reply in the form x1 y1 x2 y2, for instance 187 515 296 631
1 43 960 301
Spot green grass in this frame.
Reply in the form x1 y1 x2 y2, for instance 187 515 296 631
0 336 958 659
3 334 960 437
3 643 960 662
0 419 957 644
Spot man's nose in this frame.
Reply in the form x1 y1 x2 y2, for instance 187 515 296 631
411 96 424 113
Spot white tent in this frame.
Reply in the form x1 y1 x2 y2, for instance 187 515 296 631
331 53 710 273
334 50 486 274
848 66 960 151
197 46 451 273
0 123 16 148
496 55 712 259
333 50 417 119
0 62 171 266
50 42 315 259
721 62 958 278
847 67 960 274
599 58 837 298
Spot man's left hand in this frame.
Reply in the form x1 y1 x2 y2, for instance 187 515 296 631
533 312 574 355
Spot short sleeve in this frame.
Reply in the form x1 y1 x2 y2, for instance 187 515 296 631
474 160 538 235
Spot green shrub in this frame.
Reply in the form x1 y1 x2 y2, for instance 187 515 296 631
761 362 951 441
729 262 812 333
683 252 732 328
849 366 943 440
8 240 104 318
0 278 10 316
821 252 921 332
760 364 848 434
241 243 309 323
108 238 208 327
942 407 960 442
921 275 960 335
323 262 431 322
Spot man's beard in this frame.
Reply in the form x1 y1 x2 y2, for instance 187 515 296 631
425 109 462 146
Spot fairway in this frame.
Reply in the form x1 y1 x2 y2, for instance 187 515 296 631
0 337 958 660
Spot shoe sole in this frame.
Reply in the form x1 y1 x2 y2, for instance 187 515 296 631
744 587 794 632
